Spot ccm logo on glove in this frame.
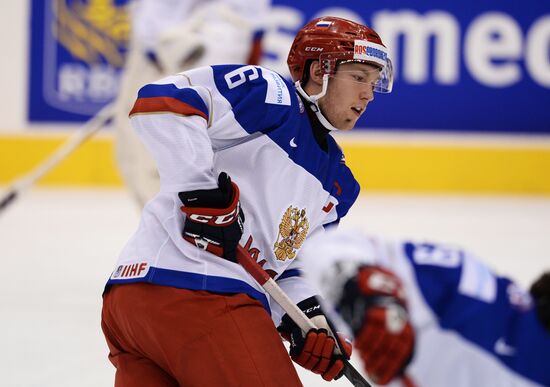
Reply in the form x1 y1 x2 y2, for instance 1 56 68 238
179 172 245 262
186 203 241 225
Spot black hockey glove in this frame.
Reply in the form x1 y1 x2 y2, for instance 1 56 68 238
277 296 352 381
178 172 244 262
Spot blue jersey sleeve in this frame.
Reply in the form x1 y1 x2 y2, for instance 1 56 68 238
403 241 550 385
327 138 360 221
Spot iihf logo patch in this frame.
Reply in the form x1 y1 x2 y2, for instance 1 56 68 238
110 262 150 280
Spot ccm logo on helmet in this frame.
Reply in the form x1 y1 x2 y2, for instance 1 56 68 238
305 46 324 52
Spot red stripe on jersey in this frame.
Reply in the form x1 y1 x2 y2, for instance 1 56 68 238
129 96 208 121
334 181 342 196
322 202 334 213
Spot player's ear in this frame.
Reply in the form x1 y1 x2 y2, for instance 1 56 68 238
308 61 324 86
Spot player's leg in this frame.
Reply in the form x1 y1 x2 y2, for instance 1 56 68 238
171 292 303 386
110 351 178 387
102 283 302 387
114 114 159 207
113 39 161 207
101 314 178 387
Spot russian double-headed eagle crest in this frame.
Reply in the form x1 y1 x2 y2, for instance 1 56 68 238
273 206 309 261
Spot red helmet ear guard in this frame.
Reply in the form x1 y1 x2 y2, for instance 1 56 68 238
287 16 389 84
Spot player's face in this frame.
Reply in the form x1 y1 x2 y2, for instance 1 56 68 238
319 63 380 131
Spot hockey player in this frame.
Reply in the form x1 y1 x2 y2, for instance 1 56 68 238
101 17 394 386
300 228 550 386
115 0 271 207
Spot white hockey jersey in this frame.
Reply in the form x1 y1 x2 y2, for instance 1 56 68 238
300 228 550 387
106 64 360 324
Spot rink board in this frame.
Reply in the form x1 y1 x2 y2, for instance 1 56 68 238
1 133 549 195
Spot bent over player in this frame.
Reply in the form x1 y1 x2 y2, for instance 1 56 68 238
101 17 394 386
300 228 550 387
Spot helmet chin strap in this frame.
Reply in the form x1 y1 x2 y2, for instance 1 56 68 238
294 75 340 131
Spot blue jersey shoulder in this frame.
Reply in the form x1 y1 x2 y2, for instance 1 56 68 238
211 64 297 136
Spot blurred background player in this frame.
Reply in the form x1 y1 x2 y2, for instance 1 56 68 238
101 16 394 386
300 227 550 386
114 0 271 207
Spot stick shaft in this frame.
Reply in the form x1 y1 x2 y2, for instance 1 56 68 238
0 104 114 214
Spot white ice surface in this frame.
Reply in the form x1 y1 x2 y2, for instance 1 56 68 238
1 188 548 386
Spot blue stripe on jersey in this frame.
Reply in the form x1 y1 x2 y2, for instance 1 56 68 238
252 29 265 41
211 64 359 220
403 241 550 385
137 84 209 118
107 266 270 312
324 219 340 229
278 269 302 281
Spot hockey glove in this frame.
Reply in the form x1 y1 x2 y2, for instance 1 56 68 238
179 172 244 262
278 296 353 381
339 266 415 385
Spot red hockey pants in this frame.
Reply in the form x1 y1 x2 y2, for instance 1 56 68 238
101 283 303 386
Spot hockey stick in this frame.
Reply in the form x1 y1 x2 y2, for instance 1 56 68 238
236 245 373 387
0 104 115 214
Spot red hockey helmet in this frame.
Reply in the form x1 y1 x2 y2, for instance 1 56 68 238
287 16 393 93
